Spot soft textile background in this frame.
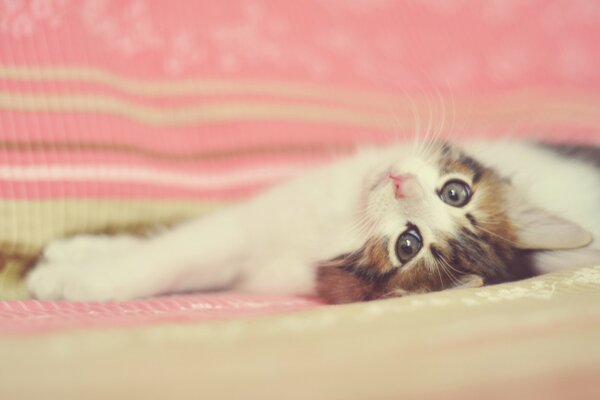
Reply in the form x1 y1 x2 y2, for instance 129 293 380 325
0 0 599 332
1 1 600 399
1 0 599 203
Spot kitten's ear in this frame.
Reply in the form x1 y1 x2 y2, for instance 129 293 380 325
513 207 593 250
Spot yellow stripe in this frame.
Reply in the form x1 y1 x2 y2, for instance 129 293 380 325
3 65 600 123
3 66 600 130
0 65 399 108
0 91 398 130
2 90 600 131
0 198 222 250
0 141 351 162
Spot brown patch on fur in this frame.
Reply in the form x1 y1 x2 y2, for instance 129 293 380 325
316 254 447 304
316 237 452 304
439 149 485 185
411 143 523 291
70 219 182 238
317 141 536 304
390 261 446 292
0 244 40 278
316 239 395 304
363 238 393 273
0 243 41 299
316 264 377 304
436 141 532 282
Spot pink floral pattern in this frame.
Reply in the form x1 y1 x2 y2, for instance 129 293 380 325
1 0 599 90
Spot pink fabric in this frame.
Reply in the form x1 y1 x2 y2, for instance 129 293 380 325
1 0 599 200
0 294 324 335
1 1 599 334
2 0 600 90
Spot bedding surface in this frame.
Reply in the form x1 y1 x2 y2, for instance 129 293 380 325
2 265 600 399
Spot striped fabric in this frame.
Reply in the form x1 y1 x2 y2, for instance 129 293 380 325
1 1 600 398
0 0 599 322
0 0 598 311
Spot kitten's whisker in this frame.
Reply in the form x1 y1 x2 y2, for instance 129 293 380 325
422 94 434 156
351 217 374 237
349 208 374 237
432 251 462 287
419 78 446 159
351 202 381 240
472 217 503 226
473 224 521 247
434 85 446 144
397 89 421 148
421 85 445 158
438 255 464 277
434 259 444 288
438 260 460 287
412 89 430 157
363 207 383 239
447 79 457 142
383 98 407 145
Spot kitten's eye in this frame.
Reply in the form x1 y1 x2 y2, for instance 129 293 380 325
395 229 423 264
440 180 471 207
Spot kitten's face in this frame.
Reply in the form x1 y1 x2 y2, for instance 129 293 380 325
317 142 526 303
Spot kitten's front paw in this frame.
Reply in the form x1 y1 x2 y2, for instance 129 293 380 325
26 235 145 301
26 262 72 300
26 261 127 301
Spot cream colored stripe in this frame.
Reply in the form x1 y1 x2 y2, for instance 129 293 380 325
0 65 399 107
3 89 600 130
0 91 396 129
0 141 346 162
0 163 303 189
0 198 222 250
3 65 600 117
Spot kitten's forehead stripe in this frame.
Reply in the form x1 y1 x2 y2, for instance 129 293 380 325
458 154 484 184
329 237 395 278
440 142 452 157
429 244 444 261
539 142 600 170
465 213 478 227
438 146 487 184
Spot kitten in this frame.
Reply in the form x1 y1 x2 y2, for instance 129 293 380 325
26 140 600 304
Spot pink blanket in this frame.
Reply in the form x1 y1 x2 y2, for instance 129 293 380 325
0 0 599 334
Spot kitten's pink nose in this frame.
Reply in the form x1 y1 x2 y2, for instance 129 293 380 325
388 173 413 199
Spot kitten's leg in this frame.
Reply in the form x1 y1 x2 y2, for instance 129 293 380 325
26 208 248 301
43 234 143 263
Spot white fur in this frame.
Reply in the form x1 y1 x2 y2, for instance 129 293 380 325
26 141 600 301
